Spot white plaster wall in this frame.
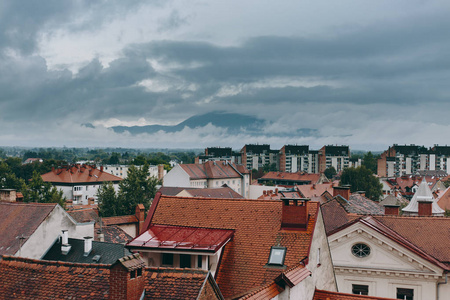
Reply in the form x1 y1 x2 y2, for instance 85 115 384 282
163 165 190 187
117 223 138 238
429 155 436 171
19 205 94 259
248 185 288 199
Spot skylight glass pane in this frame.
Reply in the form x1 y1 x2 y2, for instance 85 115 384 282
268 247 286 265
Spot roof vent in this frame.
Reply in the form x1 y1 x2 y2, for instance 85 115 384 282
92 255 101 262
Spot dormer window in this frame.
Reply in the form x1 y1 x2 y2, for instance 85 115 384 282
267 246 287 266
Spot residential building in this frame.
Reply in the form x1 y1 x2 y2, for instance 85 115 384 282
0 253 224 299
195 147 241 164
318 145 350 174
0 202 93 259
126 192 338 299
240 144 278 170
41 164 122 205
103 164 165 180
279 145 310 173
163 161 250 197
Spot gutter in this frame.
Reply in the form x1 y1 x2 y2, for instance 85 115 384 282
437 272 448 300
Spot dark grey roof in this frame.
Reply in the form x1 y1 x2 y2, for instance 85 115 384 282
42 237 131 264
102 225 133 244
335 194 384 215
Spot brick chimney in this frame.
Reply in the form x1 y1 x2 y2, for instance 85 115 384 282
100 166 104 172
281 199 309 230
384 205 400 216
109 254 146 300
418 200 432 216
135 204 145 235
89 169 93 176
158 164 164 181
333 186 351 200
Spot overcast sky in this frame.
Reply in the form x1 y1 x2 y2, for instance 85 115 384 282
1 0 450 151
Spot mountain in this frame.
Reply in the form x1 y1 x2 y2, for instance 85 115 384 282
110 111 318 137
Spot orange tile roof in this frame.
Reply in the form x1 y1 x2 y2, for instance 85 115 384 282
297 183 334 198
144 267 214 299
67 207 100 223
261 172 321 183
102 215 138 226
314 289 397 300
321 198 361 235
0 202 57 256
147 195 319 299
437 187 450 210
180 161 249 180
0 256 110 299
239 282 284 300
41 164 122 184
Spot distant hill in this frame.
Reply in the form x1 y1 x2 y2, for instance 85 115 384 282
110 111 318 137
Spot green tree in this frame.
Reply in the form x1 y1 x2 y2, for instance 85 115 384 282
324 166 337 179
0 161 25 190
362 151 377 174
340 166 383 201
22 171 65 207
132 155 147 166
97 182 119 217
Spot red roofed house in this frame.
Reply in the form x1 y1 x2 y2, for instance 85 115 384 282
41 164 122 205
258 171 329 187
0 253 224 299
163 161 250 198
126 192 338 299
327 216 450 299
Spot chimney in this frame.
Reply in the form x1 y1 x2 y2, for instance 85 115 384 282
384 205 400 216
84 236 93 256
61 230 71 255
52 167 55 172
100 166 104 172
275 188 278 194
281 199 309 230
333 186 351 200
109 254 146 300
158 164 165 181
89 169 93 176
312 184 316 190
263 190 267 195
88 197 95 205
98 233 105 242
418 201 432 216
394 189 399 198
135 204 145 235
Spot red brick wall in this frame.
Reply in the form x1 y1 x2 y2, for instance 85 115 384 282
282 200 308 229
332 187 350 200
418 201 432 216
384 206 399 216
198 277 222 300
109 265 145 300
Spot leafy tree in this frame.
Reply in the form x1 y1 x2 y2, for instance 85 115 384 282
118 164 159 215
97 182 119 217
132 155 147 166
362 151 377 174
22 171 65 207
0 162 25 190
263 163 277 173
340 166 383 201
324 167 337 179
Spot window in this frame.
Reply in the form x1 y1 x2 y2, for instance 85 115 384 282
197 255 202 268
180 254 191 268
352 284 368 295
267 246 287 266
352 243 371 258
397 288 413 300
130 270 136 279
137 268 142 277
162 253 173 266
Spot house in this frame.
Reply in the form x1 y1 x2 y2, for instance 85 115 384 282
327 216 450 299
163 161 250 197
402 179 445 216
0 253 224 299
126 192 338 299
0 202 93 259
41 164 122 205
258 171 329 187
0 188 23 202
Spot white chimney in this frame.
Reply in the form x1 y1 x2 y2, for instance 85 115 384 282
61 230 71 255
84 236 93 256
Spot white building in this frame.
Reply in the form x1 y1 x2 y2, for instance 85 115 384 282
163 161 250 198
41 164 122 205
102 164 166 180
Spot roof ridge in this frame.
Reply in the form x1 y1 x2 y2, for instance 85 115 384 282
161 195 281 203
146 266 209 274
1 255 110 268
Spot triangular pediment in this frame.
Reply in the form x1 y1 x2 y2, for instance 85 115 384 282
329 222 442 275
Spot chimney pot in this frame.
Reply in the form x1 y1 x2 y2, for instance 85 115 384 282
61 230 69 245
100 166 103 172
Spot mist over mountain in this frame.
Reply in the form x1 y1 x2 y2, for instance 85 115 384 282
111 111 318 137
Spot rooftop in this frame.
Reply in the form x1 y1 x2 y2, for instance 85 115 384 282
41 164 122 184
182 186 243 199
336 193 384 215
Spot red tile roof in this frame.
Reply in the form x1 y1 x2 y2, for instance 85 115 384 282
102 225 133 244
321 198 360 235
261 172 322 184
239 282 284 300
67 207 100 223
146 195 319 299
183 186 243 199
144 268 220 300
41 164 122 184
158 186 187 196
0 256 110 299
313 289 397 300
297 183 334 199
128 224 234 252
102 214 139 226
371 215 450 269
437 187 450 211
180 161 249 180
0 202 57 256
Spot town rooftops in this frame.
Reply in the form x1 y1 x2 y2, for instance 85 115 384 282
402 179 445 215
127 224 234 253
297 182 334 199
41 164 122 184
179 161 249 180
336 193 384 215
142 194 320 298
0 202 57 256
258 172 326 185
437 187 450 211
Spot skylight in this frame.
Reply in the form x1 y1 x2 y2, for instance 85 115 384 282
267 246 287 266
